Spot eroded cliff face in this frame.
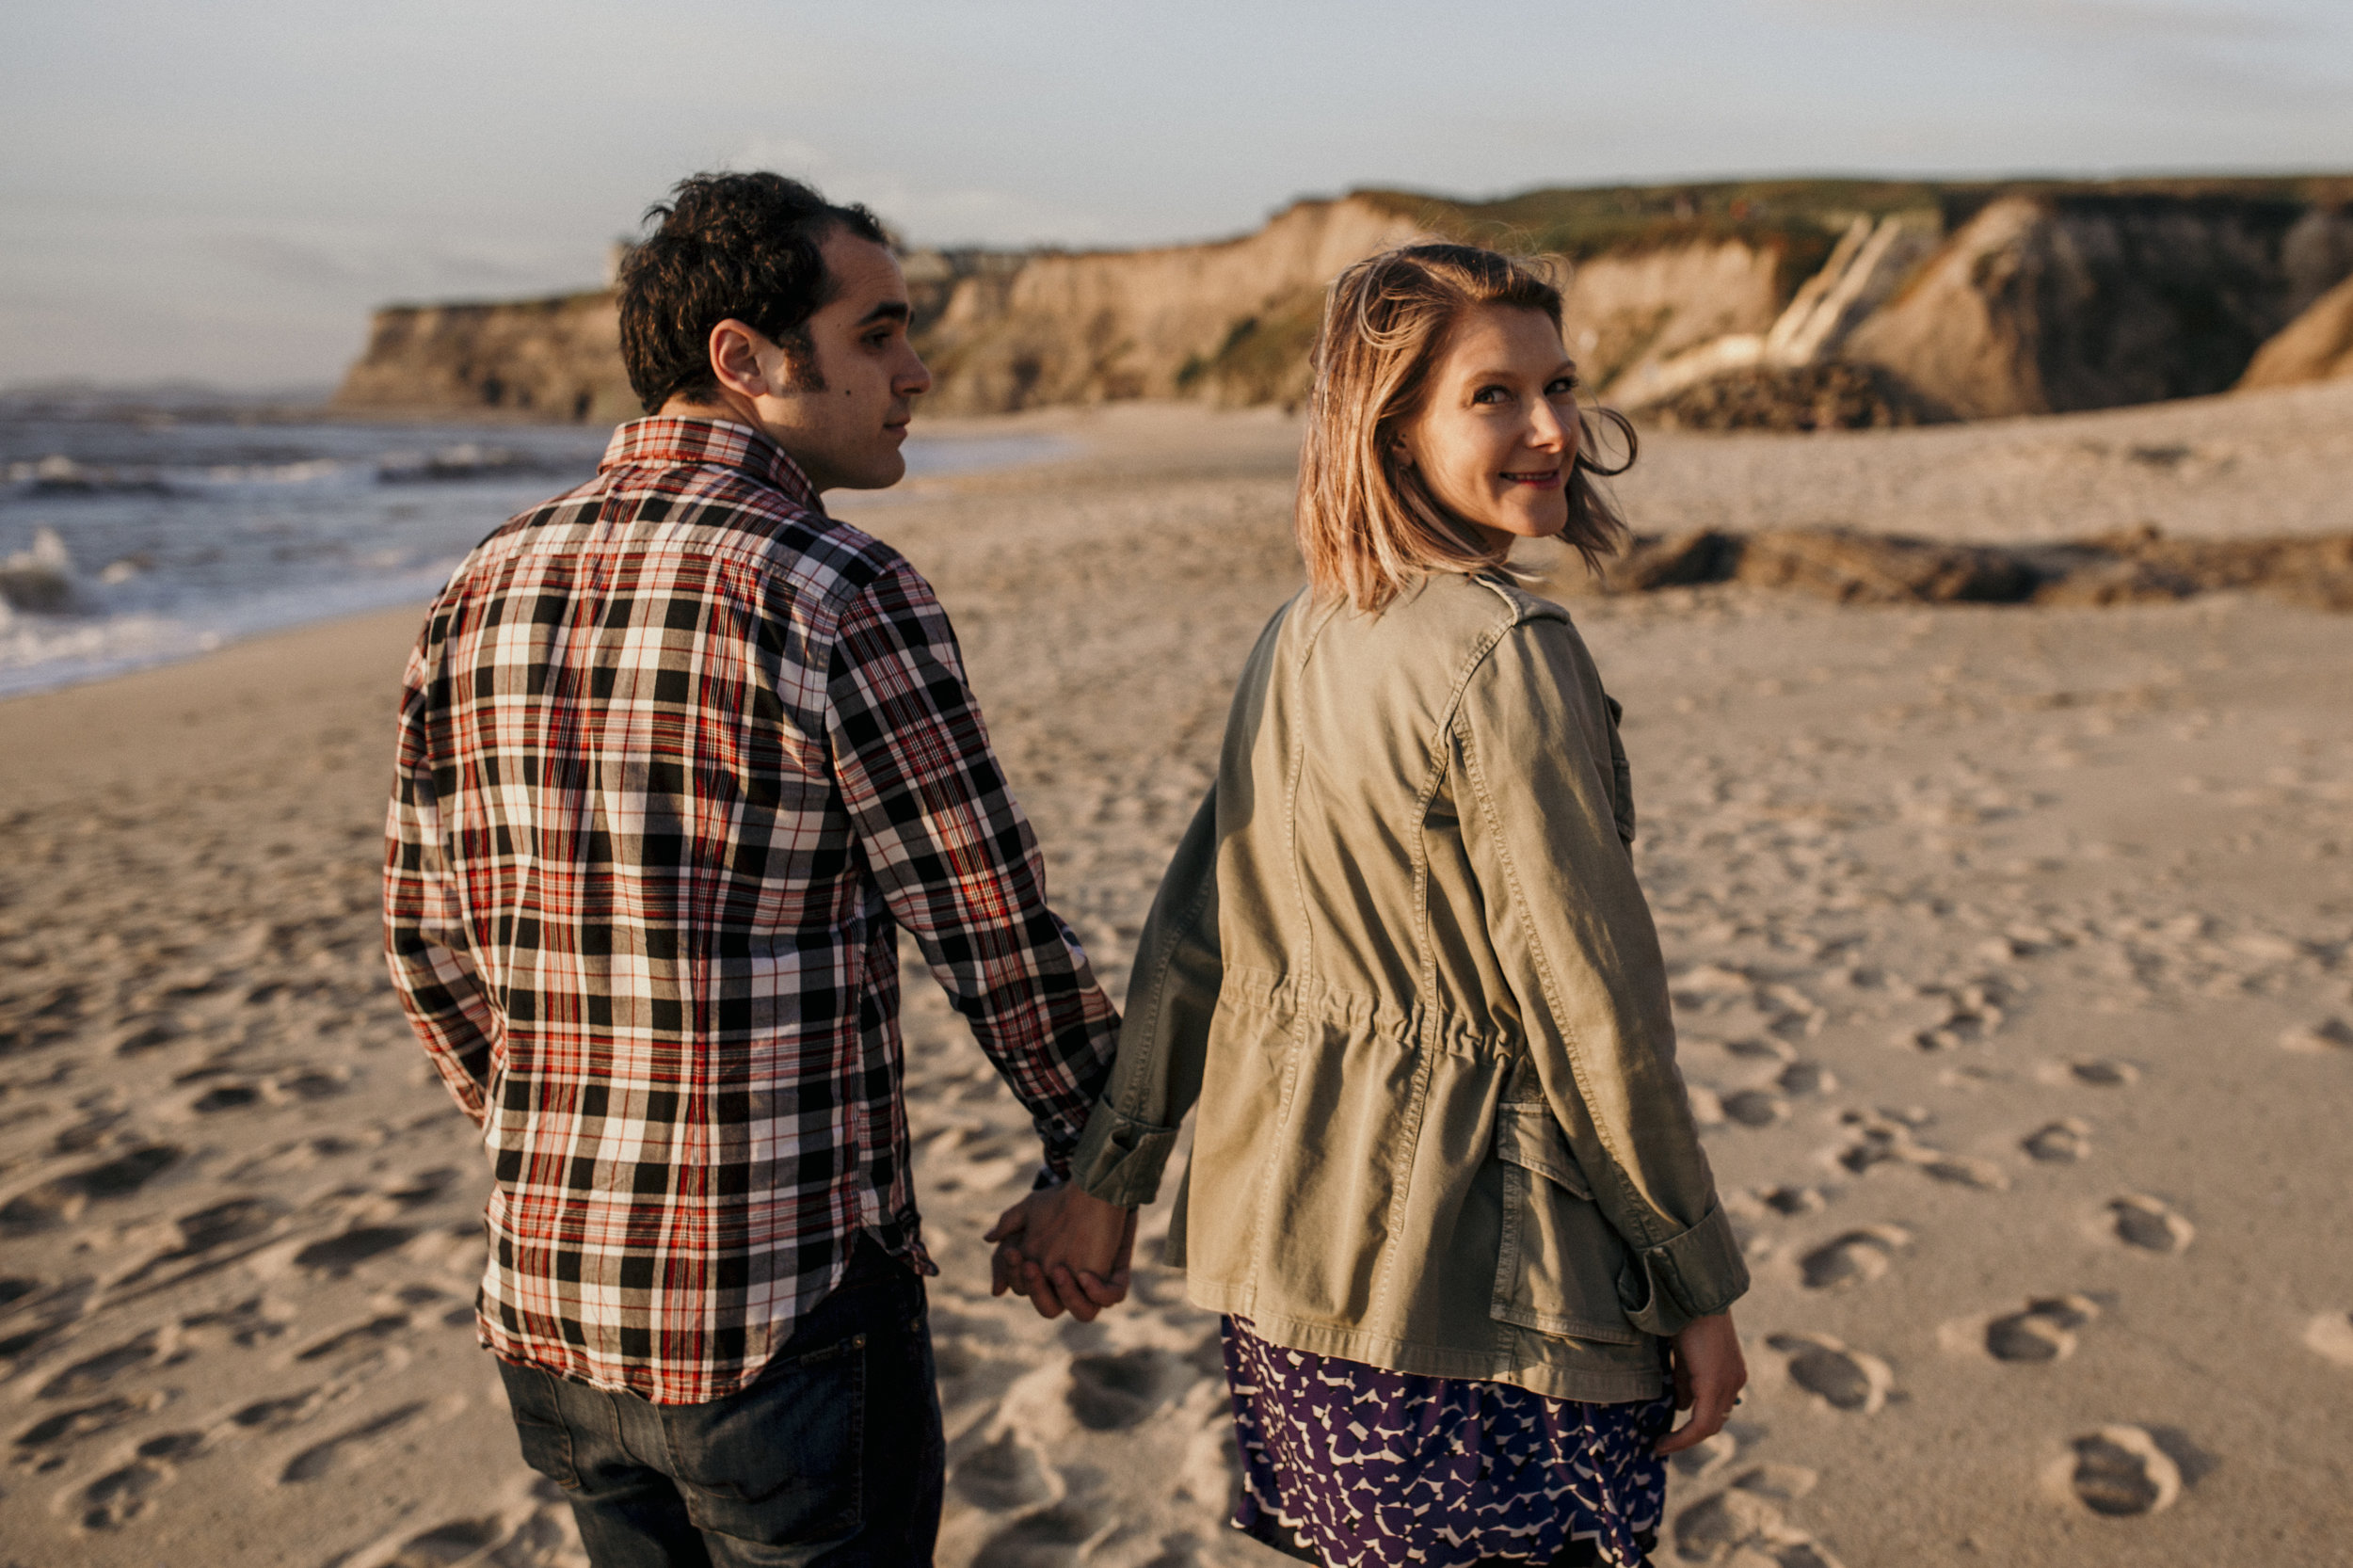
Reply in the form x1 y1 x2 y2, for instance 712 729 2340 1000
1844 196 2353 418
2239 272 2353 389
1561 240 1790 388
332 178 2353 424
334 292 635 422
918 196 1428 412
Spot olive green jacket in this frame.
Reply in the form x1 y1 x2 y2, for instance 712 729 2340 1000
1070 570 1747 1403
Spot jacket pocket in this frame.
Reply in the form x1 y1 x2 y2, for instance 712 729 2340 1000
1489 1103 1641 1345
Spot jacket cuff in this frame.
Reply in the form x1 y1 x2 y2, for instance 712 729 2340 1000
1618 1202 1751 1337
1069 1099 1179 1208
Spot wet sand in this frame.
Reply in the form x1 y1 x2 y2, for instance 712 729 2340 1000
2 389 2349 1568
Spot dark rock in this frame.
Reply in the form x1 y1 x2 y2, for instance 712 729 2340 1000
1730 530 2034 604
1640 363 1948 432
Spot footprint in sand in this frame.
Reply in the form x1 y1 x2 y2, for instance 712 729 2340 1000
2278 1018 2353 1054
11 1393 167 1473
292 1312 412 1365
171 1196 280 1254
349 1477 579 1567
2071 1060 2140 1088
109 1199 287 1291
179 1297 292 1352
188 1082 265 1114
2109 1195 2194 1254
970 1497 1111 1568
1798 1226 1912 1290
383 1167 462 1208
36 1331 168 1400
74 1431 202 1530
2301 1312 2353 1368
1672 1464 1842 1568
1985 1296 2101 1362
1721 1090 1790 1128
0 1144 184 1232
952 1428 1061 1512
1756 1186 1828 1217
224 1387 325 1434
2064 1425 2181 1516
1776 1062 1837 1097
1064 1348 1197 1432
290 1225 416 1274
1910 1151 2009 1191
1667 1430 1738 1482
2022 1119 2091 1162
279 1401 425 1483
1765 1333 1893 1415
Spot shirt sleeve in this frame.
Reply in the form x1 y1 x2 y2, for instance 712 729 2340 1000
383 625 502 1127
825 561 1120 1176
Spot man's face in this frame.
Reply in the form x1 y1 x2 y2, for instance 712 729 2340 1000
748 230 932 491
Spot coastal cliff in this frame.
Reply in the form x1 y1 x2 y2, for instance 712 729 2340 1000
332 176 2353 424
334 291 635 422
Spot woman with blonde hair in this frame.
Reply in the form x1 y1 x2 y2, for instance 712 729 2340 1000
1015 243 1749 1568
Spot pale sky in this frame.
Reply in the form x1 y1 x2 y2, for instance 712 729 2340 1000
4 0 2349 390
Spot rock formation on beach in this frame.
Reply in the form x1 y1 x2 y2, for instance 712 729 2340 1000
331 176 2353 426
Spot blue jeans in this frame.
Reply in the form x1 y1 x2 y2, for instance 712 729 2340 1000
496 1238 945 1568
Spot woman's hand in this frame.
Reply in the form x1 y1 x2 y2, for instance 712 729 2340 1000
984 1184 1137 1322
1656 1311 1747 1456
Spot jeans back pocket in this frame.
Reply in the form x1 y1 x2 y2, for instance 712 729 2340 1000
665 1334 866 1546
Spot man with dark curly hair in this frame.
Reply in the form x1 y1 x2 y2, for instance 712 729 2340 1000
386 171 1128 1566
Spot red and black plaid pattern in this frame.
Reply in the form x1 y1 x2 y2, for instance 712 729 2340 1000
385 417 1118 1404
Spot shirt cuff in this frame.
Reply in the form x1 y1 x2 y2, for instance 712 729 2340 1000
1068 1099 1180 1208
1616 1201 1751 1337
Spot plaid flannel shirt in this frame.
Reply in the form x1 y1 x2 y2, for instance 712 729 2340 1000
385 416 1119 1404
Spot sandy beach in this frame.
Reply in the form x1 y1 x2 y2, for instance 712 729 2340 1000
3 390 2350 1568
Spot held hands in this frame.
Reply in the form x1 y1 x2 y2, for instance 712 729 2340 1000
985 1182 1137 1322
1656 1311 1748 1456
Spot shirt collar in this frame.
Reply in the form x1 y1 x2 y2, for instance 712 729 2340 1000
599 416 820 511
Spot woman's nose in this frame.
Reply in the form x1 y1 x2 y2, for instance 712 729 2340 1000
1527 400 1569 451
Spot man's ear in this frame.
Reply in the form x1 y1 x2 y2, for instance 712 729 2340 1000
707 318 772 400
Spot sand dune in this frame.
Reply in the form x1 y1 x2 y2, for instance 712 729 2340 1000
2 389 2348 1568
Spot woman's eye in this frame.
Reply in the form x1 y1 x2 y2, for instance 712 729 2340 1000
1546 376 1580 397
1471 385 1511 405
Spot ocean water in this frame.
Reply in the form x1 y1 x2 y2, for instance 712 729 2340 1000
0 413 1068 698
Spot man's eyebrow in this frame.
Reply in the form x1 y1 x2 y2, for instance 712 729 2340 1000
856 300 911 326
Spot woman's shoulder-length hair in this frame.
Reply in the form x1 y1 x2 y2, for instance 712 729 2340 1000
1295 242 1636 615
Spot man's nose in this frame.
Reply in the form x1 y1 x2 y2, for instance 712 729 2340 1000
898 346 934 398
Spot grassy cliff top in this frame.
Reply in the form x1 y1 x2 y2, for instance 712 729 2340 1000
1353 173 2353 261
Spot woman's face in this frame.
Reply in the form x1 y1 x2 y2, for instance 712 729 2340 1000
1392 305 1580 549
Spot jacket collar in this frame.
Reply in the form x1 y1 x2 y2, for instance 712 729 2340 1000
600 416 821 512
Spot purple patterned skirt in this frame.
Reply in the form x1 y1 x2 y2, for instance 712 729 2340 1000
1222 1317 1672 1568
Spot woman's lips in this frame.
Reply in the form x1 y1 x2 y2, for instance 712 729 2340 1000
1502 469 1562 487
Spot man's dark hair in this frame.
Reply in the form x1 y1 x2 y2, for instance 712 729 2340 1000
617 172 889 413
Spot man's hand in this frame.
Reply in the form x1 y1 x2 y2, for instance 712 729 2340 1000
984 1183 1136 1322
1656 1311 1747 1456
